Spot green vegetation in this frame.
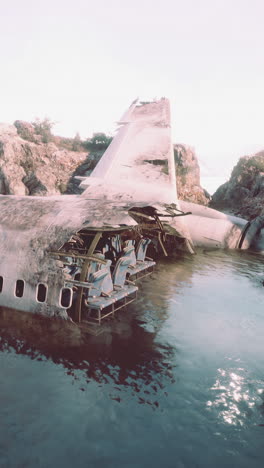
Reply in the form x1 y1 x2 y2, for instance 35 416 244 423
174 147 190 175
14 121 36 142
13 118 113 154
72 132 81 151
83 133 113 152
32 117 55 144
245 155 264 172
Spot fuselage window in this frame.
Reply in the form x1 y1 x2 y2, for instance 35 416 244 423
15 280 24 298
37 283 47 303
0 276 3 293
60 288 72 308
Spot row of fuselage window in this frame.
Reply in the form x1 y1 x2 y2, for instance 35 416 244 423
0 276 72 308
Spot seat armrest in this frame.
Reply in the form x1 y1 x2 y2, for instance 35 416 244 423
89 286 101 291
125 279 136 285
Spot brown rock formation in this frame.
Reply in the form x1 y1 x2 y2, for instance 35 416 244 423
174 144 210 205
211 151 264 219
0 123 87 196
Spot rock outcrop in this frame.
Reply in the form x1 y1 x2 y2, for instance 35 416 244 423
0 123 87 196
211 151 264 219
174 144 210 205
14 120 40 143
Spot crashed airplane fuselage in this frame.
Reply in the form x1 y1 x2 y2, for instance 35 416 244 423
0 98 263 325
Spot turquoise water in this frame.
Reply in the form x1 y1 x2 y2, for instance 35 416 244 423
0 250 263 468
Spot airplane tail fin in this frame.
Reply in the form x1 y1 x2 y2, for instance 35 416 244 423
80 98 178 205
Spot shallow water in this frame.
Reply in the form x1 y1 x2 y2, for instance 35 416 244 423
0 250 264 468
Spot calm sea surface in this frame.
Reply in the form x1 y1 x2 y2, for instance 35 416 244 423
0 250 264 468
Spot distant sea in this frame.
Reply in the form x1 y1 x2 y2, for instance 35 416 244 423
200 176 228 195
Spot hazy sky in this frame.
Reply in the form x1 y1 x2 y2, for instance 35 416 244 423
1 0 264 179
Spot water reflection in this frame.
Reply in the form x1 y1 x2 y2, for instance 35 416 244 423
0 314 177 410
202 249 264 288
207 363 264 426
0 255 197 410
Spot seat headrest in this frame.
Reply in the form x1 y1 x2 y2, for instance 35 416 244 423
90 268 108 282
123 246 135 255
117 256 131 267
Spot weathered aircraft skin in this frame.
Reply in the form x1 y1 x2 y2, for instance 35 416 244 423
80 98 264 254
0 98 263 325
180 201 264 252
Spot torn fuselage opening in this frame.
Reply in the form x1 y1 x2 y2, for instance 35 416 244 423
128 205 193 256
49 226 142 323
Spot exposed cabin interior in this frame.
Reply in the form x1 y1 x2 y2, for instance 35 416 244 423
48 206 185 329
0 197 189 334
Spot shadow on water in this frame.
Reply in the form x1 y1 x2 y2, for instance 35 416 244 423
0 261 183 409
0 253 192 370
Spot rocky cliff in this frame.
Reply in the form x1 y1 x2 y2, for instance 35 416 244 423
211 151 264 219
174 144 210 205
0 122 208 203
0 122 88 196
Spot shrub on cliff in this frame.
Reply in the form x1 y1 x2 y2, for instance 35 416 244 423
32 117 55 144
83 133 113 152
245 154 264 172
72 132 82 151
14 121 37 142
